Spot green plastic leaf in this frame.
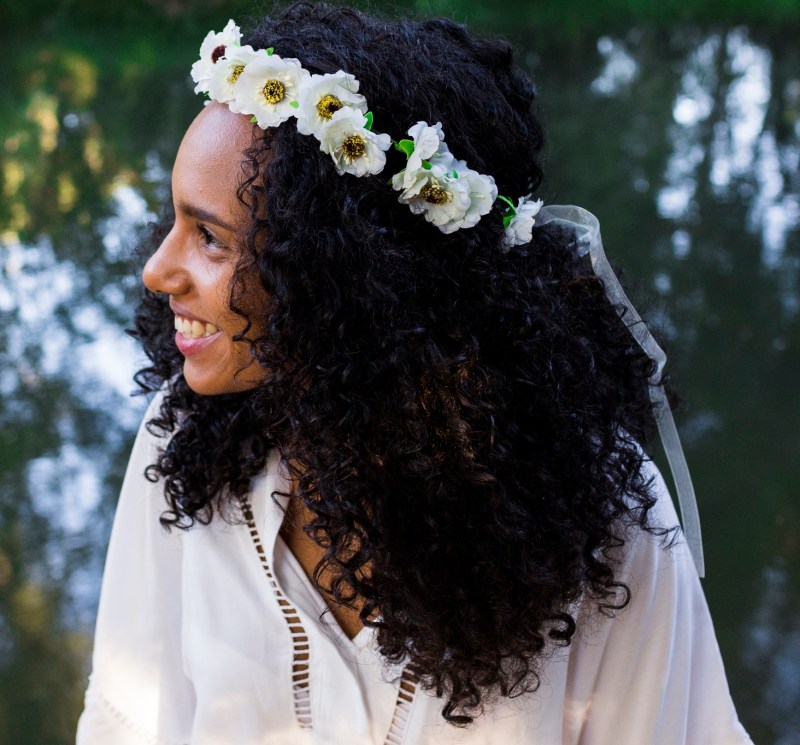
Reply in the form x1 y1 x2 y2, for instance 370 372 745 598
497 194 516 215
421 160 432 170
266 47 274 55
250 116 258 123
395 139 415 158
290 100 300 109
364 111 374 131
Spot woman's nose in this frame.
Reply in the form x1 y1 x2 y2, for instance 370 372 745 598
142 224 190 296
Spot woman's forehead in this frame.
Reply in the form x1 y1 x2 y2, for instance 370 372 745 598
173 103 255 192
179 103 253 163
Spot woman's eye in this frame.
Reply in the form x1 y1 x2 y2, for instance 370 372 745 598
198 224 223 249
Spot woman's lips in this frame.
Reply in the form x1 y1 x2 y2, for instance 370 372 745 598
174 315 219 339
173 314 221 356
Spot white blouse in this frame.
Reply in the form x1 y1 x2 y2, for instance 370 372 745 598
76 398 754 745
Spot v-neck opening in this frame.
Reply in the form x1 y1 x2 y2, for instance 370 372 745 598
274 531 375 651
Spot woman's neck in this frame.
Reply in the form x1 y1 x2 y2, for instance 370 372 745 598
279 497 369 641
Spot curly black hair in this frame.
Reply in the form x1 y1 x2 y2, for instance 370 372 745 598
132 1 676 727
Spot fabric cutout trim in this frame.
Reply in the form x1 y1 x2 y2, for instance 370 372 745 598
240 494 418 742
240 497 313 728
385 668 420 745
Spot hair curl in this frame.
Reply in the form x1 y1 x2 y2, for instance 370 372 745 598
132 2 676 726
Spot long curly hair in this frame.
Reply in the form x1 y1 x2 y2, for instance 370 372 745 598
132 1 676 726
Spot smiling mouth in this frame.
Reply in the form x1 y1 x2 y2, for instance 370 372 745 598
174 314 220 339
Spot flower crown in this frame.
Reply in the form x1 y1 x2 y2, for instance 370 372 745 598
191 20 542 247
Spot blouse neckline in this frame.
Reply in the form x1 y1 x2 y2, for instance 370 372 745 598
273 530 376 651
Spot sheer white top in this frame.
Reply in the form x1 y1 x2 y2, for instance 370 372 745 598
76 397 753 745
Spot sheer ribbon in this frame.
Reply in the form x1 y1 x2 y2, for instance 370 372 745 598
536 205 705 578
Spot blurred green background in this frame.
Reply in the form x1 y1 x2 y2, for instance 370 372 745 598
1 0 798 743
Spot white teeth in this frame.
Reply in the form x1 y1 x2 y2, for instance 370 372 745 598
174 314 220 340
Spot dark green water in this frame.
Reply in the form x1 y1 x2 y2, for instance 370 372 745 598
0 12 798 745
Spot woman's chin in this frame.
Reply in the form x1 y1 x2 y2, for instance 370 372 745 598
182 360 264 396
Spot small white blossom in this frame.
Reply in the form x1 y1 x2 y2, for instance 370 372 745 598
392 140 497 234
296 71 368 137
317 108 391 176
503 196 544 249
207 45 262 110
190 19 242 95
394 121 454 190
232 53 310 126
406 121 450 172
448 159 498 231
393 163 473 234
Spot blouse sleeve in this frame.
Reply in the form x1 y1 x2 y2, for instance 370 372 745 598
76 393 195 745
562 456 754 745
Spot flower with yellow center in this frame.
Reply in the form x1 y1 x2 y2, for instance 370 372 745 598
207 45 261 111
394 162 472 233
232 52 309 127
391 121 497 233
317 107 391 177
296 71 368 137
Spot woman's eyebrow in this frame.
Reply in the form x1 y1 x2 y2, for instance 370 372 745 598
177 201 236 232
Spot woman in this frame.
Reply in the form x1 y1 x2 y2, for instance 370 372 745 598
76 4 753 743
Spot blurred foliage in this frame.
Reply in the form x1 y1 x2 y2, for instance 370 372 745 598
2 0 800 38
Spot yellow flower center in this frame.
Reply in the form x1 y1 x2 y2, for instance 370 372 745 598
227 64 245 84
420 183 450 205
262 79 286 105
342 134 367 160
317 94 343 119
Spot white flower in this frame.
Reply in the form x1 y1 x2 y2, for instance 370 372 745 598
232 53 310 126
406 121 451 172
317 107 391 177
395 121 454 190
190 19 242 95
393 164 472 234
392 139 497 234
296 71 368 137
503 196 544 249
207 45 262 109
447 159 498 231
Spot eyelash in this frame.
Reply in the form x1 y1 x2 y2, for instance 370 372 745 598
198 224 223 250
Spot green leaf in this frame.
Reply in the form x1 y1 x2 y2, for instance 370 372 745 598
266 47 274 55
250 116 258 123
364 111 374 131
421 160 432 170
290 100 300 109
497 194 516 215
395 139 415 158
503 214 513 229
452 169 458 179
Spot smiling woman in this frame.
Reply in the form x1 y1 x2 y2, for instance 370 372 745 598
142 103 264 395
76 4 753 744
